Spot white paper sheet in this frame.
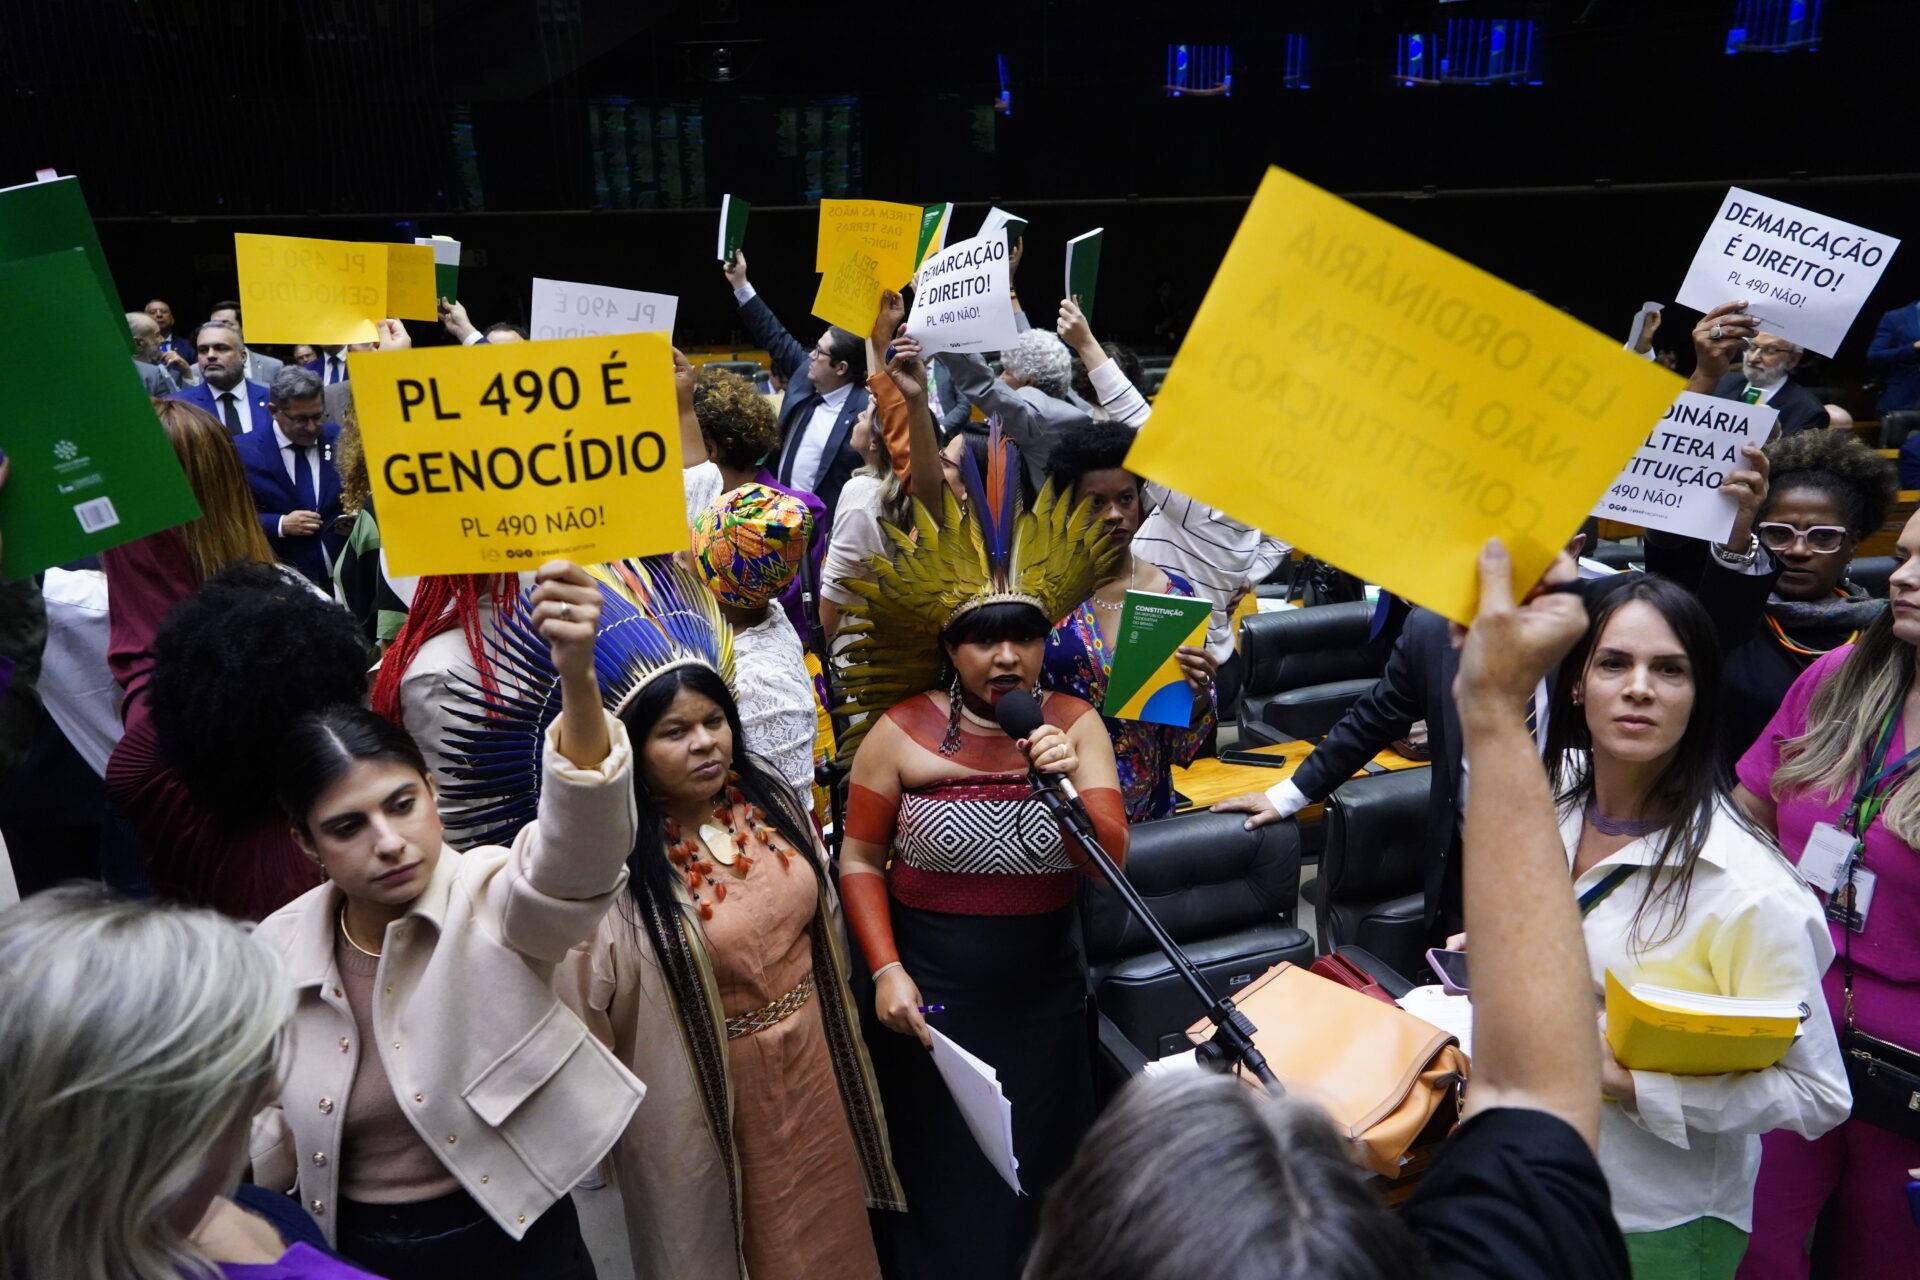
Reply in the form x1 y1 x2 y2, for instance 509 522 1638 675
1398 984 1474 1059
927 1025 1023 1194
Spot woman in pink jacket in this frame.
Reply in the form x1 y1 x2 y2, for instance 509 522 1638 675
250 560 645 1280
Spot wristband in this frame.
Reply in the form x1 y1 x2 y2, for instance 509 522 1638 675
871 961 904 983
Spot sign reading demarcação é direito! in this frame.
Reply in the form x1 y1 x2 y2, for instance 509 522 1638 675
1675 188 1899 358
905 231 1020 355
1590 391 1780 544
351 332 685 576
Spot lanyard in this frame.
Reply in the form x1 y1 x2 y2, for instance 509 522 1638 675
1577 864 1637 918
1843 698 1920 837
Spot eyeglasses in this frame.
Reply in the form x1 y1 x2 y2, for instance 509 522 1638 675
1748 344 1797 359
278 411 327 428
1755 522 1849 554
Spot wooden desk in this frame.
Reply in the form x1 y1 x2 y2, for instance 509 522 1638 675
1172 739 1428 820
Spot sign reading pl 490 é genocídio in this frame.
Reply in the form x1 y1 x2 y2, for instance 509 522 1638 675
351 332 685 576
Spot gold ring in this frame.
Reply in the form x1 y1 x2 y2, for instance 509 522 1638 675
559 603 573 622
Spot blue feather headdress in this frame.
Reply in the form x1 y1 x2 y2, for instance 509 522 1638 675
438 556 733 847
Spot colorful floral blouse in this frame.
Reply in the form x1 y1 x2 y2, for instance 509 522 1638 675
1041 569 1217 822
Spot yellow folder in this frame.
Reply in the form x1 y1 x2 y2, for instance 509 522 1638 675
1603 971 1804 1075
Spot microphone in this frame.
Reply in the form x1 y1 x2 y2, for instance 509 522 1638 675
993 689 1082 806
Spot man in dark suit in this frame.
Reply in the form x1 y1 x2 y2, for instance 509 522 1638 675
1214 539 1589 942
1709 330 1827 436
1866 300 1920 414
167 321 272 436
143 298 195 365
235 366 344 587
721 252 870 520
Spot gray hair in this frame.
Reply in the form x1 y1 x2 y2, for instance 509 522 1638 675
194 317 246 350
1002 329 1074 400
126 311 159 360
270 364 324 405
1022 1072 1428 1280
0 886 293 1280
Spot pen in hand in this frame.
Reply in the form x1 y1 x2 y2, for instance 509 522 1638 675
917 1004 946 1014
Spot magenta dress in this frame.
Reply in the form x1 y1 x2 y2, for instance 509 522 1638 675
1734 647 1920 1279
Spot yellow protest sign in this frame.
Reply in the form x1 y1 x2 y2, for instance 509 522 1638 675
814 198 922 288
1126 168 1683 625
812 237 889 337
351 332 684 576
384 242 440 321
234 233 384 345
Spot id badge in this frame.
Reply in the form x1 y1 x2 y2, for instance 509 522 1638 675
1800 822 1858 894
1826 867 1878 934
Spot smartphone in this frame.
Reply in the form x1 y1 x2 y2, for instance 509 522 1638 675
1219 748 1288 769
1425 948 1470 996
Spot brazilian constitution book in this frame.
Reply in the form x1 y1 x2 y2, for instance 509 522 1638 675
1101 590 1214 728
0 251 201 581
1604 971 1806 1075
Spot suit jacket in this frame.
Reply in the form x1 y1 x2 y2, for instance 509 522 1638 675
304 351 352 385
1711 372 1828 436
322 379 353 428
235 422 346 587
246 350 287 391
1866 303 1920 414
168 378 273 436
133 359 177 398
1290 608 1464 936
932 351 1093 497
156 333 196 363
734 292 869 520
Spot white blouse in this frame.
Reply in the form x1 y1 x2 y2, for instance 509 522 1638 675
820 474 891 610
731 608 818 809
1561 799 1850 1235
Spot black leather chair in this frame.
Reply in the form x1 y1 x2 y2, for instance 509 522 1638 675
1881 410 1920 450
1082 809 1313 1064
1590 540 1641 571
1316 768 1431 980
1850 555 1896 599
1237 601 1392 746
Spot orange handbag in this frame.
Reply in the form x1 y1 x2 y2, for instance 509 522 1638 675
1185 962 1468 1178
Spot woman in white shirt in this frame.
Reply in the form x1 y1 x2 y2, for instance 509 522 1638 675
1539 574 1849 1278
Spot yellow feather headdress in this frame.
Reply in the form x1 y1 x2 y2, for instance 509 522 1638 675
833 425 1122 762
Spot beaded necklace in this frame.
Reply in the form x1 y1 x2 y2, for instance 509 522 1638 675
664 782 790 921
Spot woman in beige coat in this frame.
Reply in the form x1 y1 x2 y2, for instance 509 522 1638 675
251 559 644 1280
440 558 904 1280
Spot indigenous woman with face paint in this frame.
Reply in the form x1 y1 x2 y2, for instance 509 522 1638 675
438 557 901 1280
834 427 1130 1279
252 559 645 1280
1537 574 1849 1279
1039 423 1217 821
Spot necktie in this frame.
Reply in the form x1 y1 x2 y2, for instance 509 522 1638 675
327 354 343 385
1741 385 1762 404
779 394 821 483
291 443 318 512
218 391 242 435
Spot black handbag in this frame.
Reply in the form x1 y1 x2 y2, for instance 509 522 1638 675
1837 863 1920 1141
1840 1027 1920 1140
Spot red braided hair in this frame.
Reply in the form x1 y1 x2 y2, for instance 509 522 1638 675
370 573 521 724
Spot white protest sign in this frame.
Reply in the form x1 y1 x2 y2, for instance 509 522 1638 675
1676 188 1898 358
906 232 1021 355
530 277 677 341
1591 391 1780 542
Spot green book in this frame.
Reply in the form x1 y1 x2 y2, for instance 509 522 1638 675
1065 227 1104 322
717 193 750 264
915 202 952 269
0 174 130 344
1101 590 1215 727
415 235 461 301
0 250 201 581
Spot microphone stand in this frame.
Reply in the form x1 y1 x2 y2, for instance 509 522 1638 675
1025 778 1283 1093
